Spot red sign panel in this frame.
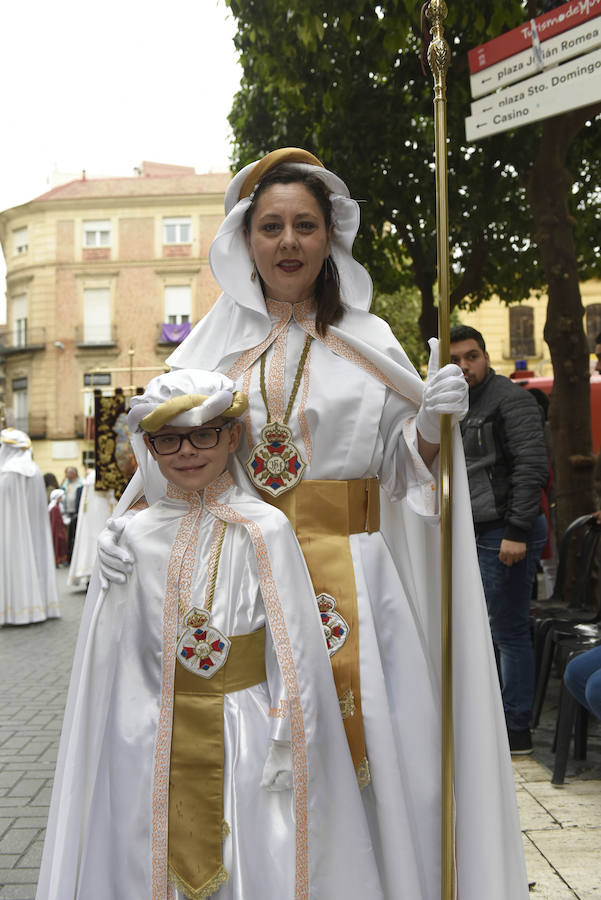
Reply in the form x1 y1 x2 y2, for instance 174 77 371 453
469 0 601 73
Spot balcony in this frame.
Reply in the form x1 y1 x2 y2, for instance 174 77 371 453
13 414 47 438
156 322 192 346
28 414 48 438
75 324 118 348
0 328 46 355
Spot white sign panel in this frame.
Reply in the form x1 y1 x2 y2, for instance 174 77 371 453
465 46 601 140
470 17 601 97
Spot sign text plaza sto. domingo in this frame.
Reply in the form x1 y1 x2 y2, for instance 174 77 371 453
465 0 601 141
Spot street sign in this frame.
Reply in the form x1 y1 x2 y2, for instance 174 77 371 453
470 17 601 98
469 0 601 74
465 46 601 140
470 44 601 117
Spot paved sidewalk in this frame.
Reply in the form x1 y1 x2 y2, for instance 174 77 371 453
0 569 83 900
1 567 601 898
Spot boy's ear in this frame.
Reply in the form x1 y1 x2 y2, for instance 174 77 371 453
228 421 242 453
143 433 156 457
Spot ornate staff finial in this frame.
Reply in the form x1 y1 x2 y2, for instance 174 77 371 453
426 0 451 101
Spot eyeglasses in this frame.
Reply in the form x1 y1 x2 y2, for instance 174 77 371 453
147 425 231 455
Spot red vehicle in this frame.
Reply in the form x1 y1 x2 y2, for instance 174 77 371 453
513 374 601 452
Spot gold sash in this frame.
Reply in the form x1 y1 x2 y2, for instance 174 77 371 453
169 627 266 899
262 478 379 786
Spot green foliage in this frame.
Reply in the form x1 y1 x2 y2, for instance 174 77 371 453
371 288 429 372
224 0 601 336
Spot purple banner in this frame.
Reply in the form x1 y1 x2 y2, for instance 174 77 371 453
161 322 191 343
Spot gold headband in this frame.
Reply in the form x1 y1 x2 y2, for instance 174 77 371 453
1 430 31 448
239 147 325 202
140 391 248 433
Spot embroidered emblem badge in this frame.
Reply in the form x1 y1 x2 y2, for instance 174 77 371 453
176 607 231 678
317 594 349 657
246 422 306 496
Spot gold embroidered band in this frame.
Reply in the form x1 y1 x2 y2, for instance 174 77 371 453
168 626 267 899
140 391 248 433
239 148 325 201
261 478 379 784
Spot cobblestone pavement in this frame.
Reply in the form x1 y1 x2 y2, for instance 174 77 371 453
2 568 601 898
0 568 83 900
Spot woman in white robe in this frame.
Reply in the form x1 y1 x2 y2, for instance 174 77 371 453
100 149 529 898
0 428 60 625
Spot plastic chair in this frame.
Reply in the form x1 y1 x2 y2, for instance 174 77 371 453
550 635 601 785
531 514 601 728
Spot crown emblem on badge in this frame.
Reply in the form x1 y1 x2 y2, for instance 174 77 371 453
264 424 289 444
184 608 210 629
316 593 349 657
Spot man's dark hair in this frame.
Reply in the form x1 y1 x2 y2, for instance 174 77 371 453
449 325 486 352
595 332 601 345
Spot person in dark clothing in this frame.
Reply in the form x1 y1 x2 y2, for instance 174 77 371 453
450 325 548 755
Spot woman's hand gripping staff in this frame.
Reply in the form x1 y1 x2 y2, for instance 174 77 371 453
416 337 468 446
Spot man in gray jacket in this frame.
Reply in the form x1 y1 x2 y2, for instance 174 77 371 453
450 325 548 754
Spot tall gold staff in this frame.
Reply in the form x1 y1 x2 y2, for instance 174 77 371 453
424 1 454 897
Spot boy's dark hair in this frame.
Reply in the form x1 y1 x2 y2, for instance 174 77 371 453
449 325 486 352
243 163 345 337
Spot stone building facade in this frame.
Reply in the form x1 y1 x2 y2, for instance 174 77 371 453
458 279 601 377
0 162 230 476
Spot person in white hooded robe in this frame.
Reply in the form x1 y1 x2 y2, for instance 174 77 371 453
0 427 60 625
67 469 115 588
95 148 530 899
36 370 382 900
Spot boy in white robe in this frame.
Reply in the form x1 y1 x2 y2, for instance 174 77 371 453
36 370 381 900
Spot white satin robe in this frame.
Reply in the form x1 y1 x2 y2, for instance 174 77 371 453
217 299 528 900
68 471 114 586
0 460 59 625
36 473 382 900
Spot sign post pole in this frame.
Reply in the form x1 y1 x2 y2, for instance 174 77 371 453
425 2 454 898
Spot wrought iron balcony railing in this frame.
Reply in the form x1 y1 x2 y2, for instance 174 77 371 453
0 328 46 354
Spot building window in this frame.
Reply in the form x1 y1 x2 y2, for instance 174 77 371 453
12 378 28 432
83 373 112 387
164 285 191 324
83 288 111 343
509 306 535 358
586 304 601 351
83 373 112 420
12 294 28 348
13 226 28 255
83 220 111 247
163 217 191 245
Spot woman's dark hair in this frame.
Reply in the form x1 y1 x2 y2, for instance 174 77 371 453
243 163 345 336
44 472 59 489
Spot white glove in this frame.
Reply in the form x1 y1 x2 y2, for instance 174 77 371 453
260 740 293 791
416 337 468 444
97 516 134 590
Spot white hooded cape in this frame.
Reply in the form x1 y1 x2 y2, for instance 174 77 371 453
37 466 382 900
0 440 60 625
101 157 528 898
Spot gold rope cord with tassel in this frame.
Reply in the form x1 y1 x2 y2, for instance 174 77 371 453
262 477 379 786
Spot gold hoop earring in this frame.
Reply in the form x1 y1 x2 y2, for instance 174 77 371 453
250 261 257 282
